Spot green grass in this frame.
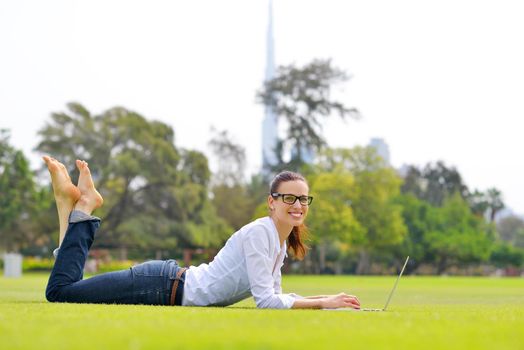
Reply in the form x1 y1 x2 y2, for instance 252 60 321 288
1 273 523 349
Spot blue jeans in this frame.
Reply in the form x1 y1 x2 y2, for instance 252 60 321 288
46 211 185 305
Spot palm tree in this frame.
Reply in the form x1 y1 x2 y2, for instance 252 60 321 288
486 188 504 222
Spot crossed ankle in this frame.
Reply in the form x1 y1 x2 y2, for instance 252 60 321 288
69 210 100 223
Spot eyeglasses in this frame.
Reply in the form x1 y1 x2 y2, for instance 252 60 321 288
271 193 313 206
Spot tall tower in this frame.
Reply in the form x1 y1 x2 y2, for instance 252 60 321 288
261 0 278 172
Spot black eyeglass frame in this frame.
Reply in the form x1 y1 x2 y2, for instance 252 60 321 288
271 192 314 206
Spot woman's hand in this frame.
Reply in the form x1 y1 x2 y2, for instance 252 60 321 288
321 293 361 309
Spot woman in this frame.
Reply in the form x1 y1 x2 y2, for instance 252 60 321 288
44 156 360 310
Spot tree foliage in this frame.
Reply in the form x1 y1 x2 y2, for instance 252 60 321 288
424 193 494 273
496 215 524 248
401 161 469 206
490 241 524 267
307 172 363 245
257 59 359 173
0 130 51 252
393 194 434 268
35 103 229 253
313 146 407 273
306 172 364 272
467 188 505 222
208 128 246 187
207 128 260 232
397 191 496 273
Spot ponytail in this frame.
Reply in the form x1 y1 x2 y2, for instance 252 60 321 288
288 224 309 260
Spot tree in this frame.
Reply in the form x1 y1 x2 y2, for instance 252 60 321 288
401 166 425 200
257 59 360 173
207 129 272 231
401 161 469 207
424 193 494 273
207 129 250 229
398 174 507 274
497 215 524 248
208 128 246 187
491 214 524 269
485 188 505 222
314 146 407 274
307 171 364 273
0 130 47 252
468 189 490 218
35 103 229 256
468 188 505 222
490 242 524 268
393 193 434 270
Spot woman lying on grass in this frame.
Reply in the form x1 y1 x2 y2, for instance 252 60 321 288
44 156 361 310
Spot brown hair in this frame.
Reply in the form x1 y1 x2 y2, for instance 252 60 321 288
269 171 310 260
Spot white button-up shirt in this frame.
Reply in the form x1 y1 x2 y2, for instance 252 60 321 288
181 216 299 309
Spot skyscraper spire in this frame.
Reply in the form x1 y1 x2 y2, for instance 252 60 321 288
265 0 275 82
261 0 278 173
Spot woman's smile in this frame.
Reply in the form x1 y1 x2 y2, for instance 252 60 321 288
288 211 303 218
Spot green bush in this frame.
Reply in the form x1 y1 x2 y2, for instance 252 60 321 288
13 256 135 273
22 257 55 272
96 260 135 273
490 242 524 267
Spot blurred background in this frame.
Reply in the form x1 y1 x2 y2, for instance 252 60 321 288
1 0 523 276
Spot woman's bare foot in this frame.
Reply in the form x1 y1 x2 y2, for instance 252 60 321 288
74 159 103 216
43 156 81 245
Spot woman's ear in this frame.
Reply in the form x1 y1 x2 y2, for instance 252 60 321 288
267 195 275 211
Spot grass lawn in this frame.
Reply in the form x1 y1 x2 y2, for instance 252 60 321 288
1 273 523 349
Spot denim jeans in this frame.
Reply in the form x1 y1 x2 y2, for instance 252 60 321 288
46 211 185 305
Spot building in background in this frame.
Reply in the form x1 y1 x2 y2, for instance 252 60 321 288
261 0 278 172
368 137 390 166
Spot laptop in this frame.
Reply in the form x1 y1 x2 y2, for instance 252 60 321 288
323 256 409 312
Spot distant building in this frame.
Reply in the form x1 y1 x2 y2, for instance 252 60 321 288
261 0 278 172
368 137 390 165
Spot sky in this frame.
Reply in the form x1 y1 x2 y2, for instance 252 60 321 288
1 0 523 215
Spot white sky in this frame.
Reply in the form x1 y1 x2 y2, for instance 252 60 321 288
1 0 523 215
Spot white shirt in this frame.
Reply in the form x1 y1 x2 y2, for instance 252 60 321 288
181 216 299 309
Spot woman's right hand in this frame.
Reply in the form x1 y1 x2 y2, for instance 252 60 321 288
321 292 361 309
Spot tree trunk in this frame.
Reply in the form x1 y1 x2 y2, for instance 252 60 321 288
437 255 448 275
356 249 371 275
119 247 128 261
301 246 317 274
335 260 343 275
318 243 326 274
183 249 192 267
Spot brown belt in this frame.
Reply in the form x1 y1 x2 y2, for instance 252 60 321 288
170 267 188 306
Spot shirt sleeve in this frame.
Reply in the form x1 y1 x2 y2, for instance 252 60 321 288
273 257 304 299
273 268 283 294
242 226 297 309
